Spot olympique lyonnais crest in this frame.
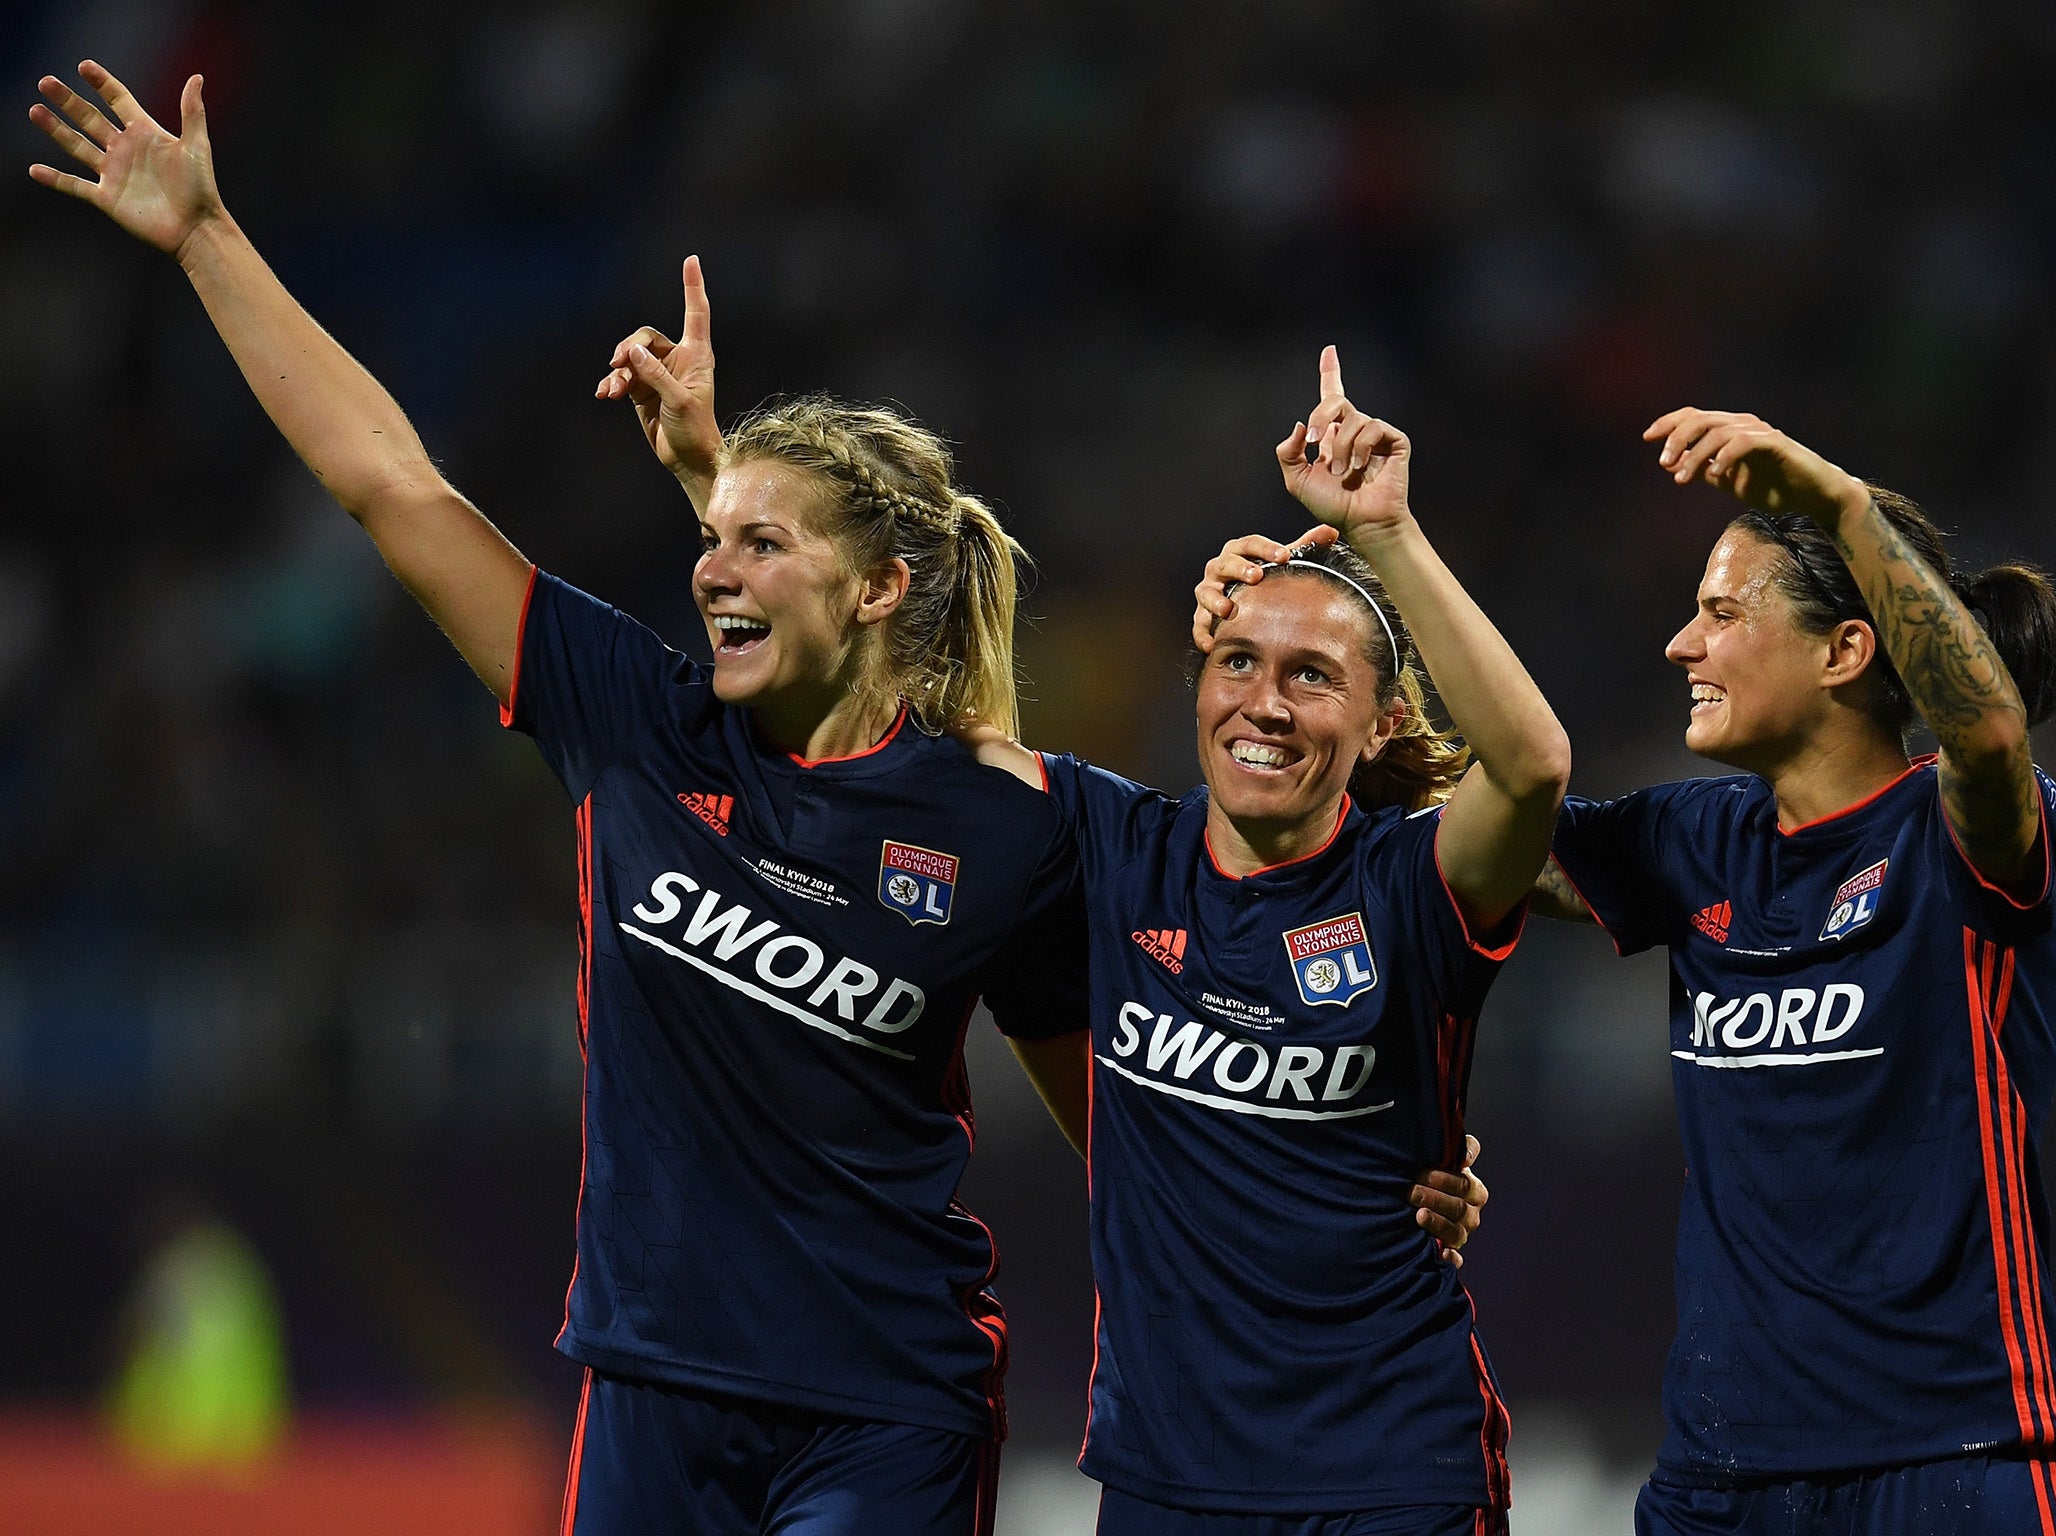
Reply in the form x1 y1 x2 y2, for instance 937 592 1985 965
1284 912 1378 1008
879 840 958 928
1820 858 1887 942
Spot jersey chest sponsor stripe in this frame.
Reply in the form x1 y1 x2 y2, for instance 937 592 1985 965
1966 929 2056 1451
617 923 916 1061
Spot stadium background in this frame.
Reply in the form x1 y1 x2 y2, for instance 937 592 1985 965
5 0 2056 1530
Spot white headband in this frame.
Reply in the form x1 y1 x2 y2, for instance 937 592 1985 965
1251 553 1403 668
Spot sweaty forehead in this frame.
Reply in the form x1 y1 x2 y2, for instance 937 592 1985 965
706 460 831 533
1700 529 1785 607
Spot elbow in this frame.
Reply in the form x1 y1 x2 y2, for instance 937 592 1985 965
1950 718 2030 784
337 460 457 529
1502 724 1572 809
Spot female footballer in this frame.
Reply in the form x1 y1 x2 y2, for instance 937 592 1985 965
29 64 1489 1535
961 348 1569 1535
1200 414 2056 1534
29 62 1089 1536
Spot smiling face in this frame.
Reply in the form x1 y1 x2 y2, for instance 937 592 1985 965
1665 528 1849 772
1197 573 1398 849
694 459 876 728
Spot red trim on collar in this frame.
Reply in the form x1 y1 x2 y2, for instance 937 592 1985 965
1775 756 1926 836
1205 797 1351 880
787 705 908 768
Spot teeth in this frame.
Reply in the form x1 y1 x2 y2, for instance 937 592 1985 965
714 615 768 631
1230 742 1290 767
1691 684 1725 703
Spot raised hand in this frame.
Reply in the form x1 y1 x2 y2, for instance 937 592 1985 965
595 255 720 504
30 63 222 259
1276 346 1413 541
1189 526 1340 652
1646 408 1870 531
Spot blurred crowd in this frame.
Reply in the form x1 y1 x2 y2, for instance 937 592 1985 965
4 0 2055 1471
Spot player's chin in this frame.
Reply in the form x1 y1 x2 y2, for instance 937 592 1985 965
708 651 776 705
1208 772 1321 829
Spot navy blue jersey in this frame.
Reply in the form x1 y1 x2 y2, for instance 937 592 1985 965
502 570 1086 1438
1553 759 2056 1485
1042 754 1517 1515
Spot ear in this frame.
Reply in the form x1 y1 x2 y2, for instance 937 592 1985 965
1821 618 1877 689
1359 692 1407 766
853 556 912 628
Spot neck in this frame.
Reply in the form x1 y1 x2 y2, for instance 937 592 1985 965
757 687 903 764
1757 729 1911 831
1205 798 1345 878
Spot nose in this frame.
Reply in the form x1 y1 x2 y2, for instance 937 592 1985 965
695 542 739 602
1665 615 1705 668
1240 670 1292 731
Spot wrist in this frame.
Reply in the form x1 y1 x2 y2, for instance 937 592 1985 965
677 465 715 513
1817 475 1874 537
173 208 240 275
1341 509 1420 561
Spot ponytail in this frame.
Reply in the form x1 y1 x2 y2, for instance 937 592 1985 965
1960 562 2056 727
719 396 1028 735
918 492 1027 737
1351 667 1472 813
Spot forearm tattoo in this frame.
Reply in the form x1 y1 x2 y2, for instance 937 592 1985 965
1834 498 2037 871
1532 858 1596 924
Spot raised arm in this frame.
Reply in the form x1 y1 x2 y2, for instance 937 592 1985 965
1652 408 2040 893
1280 349 1571 930
30 64 530 702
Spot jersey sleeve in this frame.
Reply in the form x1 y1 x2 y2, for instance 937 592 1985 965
1934 764 2056 943
978 815 1089 1041
1377 808 1525 997
977 753 1165 1041
500 567 708 802
1037 752 1166 881
1551 782 1706 955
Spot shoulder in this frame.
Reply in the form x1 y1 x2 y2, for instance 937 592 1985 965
1563 773 1761 829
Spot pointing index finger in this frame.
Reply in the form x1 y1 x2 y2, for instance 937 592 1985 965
1318 344 1344 404
681 254 711 350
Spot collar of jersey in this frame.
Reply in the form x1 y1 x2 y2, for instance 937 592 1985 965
1202 795 1354 882
1773 754 1931 839
753 703 916 777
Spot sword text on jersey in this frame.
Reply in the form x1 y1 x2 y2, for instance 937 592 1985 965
619 870 928 1059
1675 983 1880 1069
1098 1000 1394 1121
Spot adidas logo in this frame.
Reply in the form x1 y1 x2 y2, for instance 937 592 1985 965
1692 900 1731 944
678 791 734 837
1132 927 1188 974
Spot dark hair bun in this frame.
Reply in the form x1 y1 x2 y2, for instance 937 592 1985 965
1963 563 2056 727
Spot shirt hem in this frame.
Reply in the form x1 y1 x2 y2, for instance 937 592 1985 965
556 1336 1000 1441
1085 1456 1499 1514
1653 1439 2053 1489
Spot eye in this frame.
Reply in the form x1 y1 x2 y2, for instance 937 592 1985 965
1218 652 1252 673
698 529 718 554
1295 664 1331 686
750 535 781 555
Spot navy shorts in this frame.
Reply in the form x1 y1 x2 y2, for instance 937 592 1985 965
560 1367 999 1536
1635 1456 2056 1536
1095 1486 1505 1536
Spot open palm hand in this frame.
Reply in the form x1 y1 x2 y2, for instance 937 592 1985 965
30 62 223 260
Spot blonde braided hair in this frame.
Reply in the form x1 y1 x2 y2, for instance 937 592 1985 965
719 396 1027 736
